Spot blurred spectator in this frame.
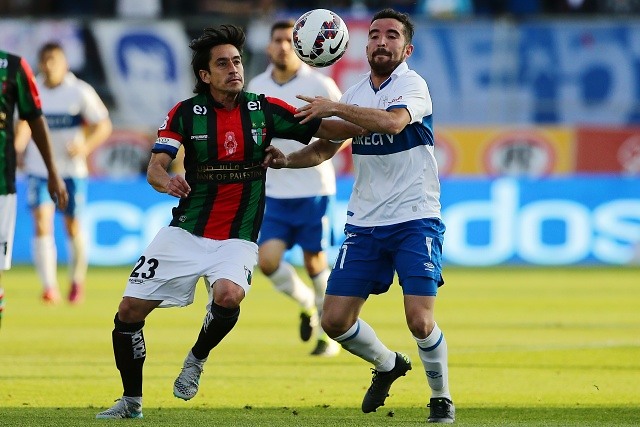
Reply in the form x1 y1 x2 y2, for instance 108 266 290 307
364 1 416 14
49 0 113 17
473 0 541 17
415 0 474 17
597 0 640 13
542 0 598 13
0 0 51 15
116 0 162 18
196 0 278 15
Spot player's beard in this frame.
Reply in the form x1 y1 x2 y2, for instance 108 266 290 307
368 51 403 78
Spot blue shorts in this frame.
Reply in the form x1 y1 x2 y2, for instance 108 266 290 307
27 175 86 217
258 196 332 253
327 218 446 298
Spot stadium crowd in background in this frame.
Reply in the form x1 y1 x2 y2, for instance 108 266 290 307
247 19 343 358
95 24 365 419
266 7 455 423
1 0 637 17
0 49 68 329
14 42 112 305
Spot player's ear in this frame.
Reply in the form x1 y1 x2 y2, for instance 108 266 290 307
199 69 211 84
404 44 414 58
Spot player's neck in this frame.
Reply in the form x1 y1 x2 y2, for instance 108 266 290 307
43 77 64 89
369 74 391 90
211 90 240 111
271 65 299 85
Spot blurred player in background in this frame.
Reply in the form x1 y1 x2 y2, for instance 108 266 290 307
95 24 364 419
0 49 68 328
15 42 112 304
267 9 455 423
247 19 342 357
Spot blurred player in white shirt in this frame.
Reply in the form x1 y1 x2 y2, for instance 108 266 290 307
247 20 342 357
16 42 112 304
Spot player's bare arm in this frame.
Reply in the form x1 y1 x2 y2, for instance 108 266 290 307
314 117 367 141
147 152 190 198
68 117 112 157
296 94 411 135
266 138 343 169
28 115 69 210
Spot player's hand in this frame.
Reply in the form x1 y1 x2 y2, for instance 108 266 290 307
295 95 335 124
165 175 190 198
263 145 287 169
67 141 87 158
48 176 69 211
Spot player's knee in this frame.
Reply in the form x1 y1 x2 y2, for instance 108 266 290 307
320 316 350 338
258 256 278 276
212 280 245 308
116 298 148 324
406 316 435 339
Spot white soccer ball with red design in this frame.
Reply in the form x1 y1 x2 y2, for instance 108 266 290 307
292 9 349 68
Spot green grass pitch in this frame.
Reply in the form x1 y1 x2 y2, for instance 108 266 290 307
0 264 638 426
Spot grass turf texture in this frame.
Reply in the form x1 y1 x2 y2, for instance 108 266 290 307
0 265 638 426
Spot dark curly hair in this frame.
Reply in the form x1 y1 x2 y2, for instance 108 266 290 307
190 25 246 94
371 8 414 45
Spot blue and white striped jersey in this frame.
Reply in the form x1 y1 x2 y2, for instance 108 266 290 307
339 61 441 227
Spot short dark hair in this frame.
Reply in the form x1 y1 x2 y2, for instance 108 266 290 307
190 24 246 94
371 8 414 45
270 19 295 39
38 41 64 61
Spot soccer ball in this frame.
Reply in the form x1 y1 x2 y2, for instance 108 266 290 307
292 9 349 68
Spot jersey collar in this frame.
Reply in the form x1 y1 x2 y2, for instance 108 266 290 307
368 61 409 93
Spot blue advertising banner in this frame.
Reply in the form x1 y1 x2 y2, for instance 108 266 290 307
440 176 640 265
11 176 640 267
407 20 640 126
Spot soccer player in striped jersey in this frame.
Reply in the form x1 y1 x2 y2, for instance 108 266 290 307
247 19 342 357
16 42 112 305
0 49 68 329
96 24 365 419
266 9 455 424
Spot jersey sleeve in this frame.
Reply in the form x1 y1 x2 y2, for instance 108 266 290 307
152 101 184 158
265 96 321 144
16 57 43 121
79 80 109 124
387 73 431 123
321 75 343 102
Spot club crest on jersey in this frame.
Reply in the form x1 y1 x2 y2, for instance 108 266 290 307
251 127 266 146
224 131 238 155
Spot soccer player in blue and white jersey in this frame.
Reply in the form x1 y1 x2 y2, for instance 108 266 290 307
247 19 342 357
266 8 455 423
16 42 112 304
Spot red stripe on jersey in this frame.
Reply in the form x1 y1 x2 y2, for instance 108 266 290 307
159 102 183 135
202 107 246 237
203 184 244 238
20 57 42 109
265 96 297 114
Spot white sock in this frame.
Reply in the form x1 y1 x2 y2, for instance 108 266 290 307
268 262 314 310
68 233 87 285
414 323 451 399
334 318 395 371
311 269 329 314
32 236 58 290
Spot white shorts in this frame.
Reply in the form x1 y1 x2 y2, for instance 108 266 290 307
0 194 17 271
123 226 258 308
